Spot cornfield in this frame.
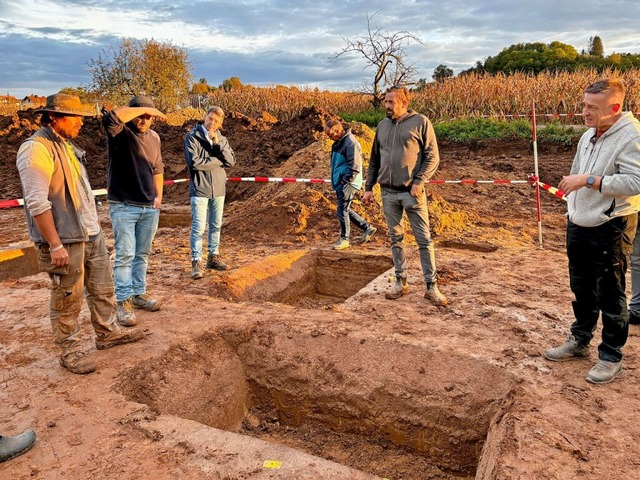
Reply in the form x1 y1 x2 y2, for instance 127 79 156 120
194 68 640 123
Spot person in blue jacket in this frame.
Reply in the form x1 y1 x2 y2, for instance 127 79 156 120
324 119 376 250
184 106 236 279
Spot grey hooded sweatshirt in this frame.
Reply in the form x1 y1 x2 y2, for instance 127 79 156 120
366 110 439 192
567 111 640 227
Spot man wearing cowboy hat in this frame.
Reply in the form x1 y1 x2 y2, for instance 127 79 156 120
16 92 144 374
102 95 166 327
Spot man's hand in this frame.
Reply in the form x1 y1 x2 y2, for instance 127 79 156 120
558 174 593 194
51 246 69 267
363 191 375 204
410 183 423 198
153 196 162 209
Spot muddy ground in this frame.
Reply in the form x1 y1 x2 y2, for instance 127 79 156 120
1 109 639 479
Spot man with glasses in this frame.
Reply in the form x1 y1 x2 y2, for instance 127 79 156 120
102 95 166 326
184 106 236 279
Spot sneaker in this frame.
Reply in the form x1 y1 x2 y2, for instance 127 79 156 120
59 351 97 374
425 283 448 306
629 310 640 325
333 237 350 250
95 327 144 350
586 359 622 384
116 298 137 326
0 429 36 463
191 259 204 280
132 293 160 311
544 335 589 362
361 225 377 244
206 253 229 271
385 277 408 300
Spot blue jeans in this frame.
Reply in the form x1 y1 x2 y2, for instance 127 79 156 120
336 185 368 240
109 203 159 302
381 188 437 285
629 212 640 315
190 196 225 260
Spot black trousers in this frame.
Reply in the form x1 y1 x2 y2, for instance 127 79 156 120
567 214 636 362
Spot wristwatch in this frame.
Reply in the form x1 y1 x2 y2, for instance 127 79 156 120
586 176 595 188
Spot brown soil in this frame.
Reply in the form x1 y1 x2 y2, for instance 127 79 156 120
1 109 639 480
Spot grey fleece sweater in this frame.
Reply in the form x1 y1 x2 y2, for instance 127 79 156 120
366 110 439 192
567 112 640 227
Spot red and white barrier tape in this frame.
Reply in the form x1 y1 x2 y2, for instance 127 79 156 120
0 176 531 210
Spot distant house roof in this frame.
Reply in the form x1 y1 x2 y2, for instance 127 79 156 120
20 95 47 106
0 95 19 104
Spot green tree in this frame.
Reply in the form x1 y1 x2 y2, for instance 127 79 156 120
432 64 454 82
88 38 192 111
221 76 243 91
588 36 604 58
191 82 209 95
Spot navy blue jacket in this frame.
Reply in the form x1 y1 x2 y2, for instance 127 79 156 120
184 124 236 198
330 129 363 191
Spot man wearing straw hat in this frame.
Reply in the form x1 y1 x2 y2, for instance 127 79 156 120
16 93 144 374
544 79 640 384
102 95 166 326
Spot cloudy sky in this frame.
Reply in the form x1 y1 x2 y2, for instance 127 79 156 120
1 0 639 97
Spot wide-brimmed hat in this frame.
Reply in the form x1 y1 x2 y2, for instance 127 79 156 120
33 93 94 116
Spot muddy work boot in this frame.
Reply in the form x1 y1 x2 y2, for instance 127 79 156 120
586 359 623 384
59 351 97 374
116 298 137 327
95 327 144 350
333 237 350 250
425 283 448 306
191 259 204 280
0 429 36 463
206 253 229 271
544 334 589 362
361 225 377 244
132 293 160 311
385 277 408 300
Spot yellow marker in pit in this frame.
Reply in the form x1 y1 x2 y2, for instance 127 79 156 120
263 460 282 469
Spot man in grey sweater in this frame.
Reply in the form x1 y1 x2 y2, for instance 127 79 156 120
364 86 447 306
544 79 640 384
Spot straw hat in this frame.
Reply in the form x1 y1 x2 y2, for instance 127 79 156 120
33 93 94 116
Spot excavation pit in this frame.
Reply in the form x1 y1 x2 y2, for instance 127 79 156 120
117 325 516 479
214 249 393 307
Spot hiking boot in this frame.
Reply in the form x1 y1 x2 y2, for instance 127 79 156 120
59 351 97 374
425 283 448 306
385 277 408 300
206 253 229 271
361 225 377 244
333 237 350 250
629 310 640 325
586 359 622 384
544 335 589 362
95 327 144 350
191 259 204 280
116 298 137 327
132 293 160 311
0 429 36 463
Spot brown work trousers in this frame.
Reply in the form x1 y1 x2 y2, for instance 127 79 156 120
37 231 117 355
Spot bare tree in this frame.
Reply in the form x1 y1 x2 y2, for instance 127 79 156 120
331 11 425 108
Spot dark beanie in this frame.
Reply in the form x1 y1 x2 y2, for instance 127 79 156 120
129 95 155 108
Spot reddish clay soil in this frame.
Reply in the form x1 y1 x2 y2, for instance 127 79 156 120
1 110 639 480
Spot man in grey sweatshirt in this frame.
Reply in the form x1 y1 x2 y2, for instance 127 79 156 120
544 79 640 384
364 86 447 306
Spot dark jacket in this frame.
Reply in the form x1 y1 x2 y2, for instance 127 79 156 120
366 110 439 192
102 110 164 205
184 124 236 198
330 129 363 191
